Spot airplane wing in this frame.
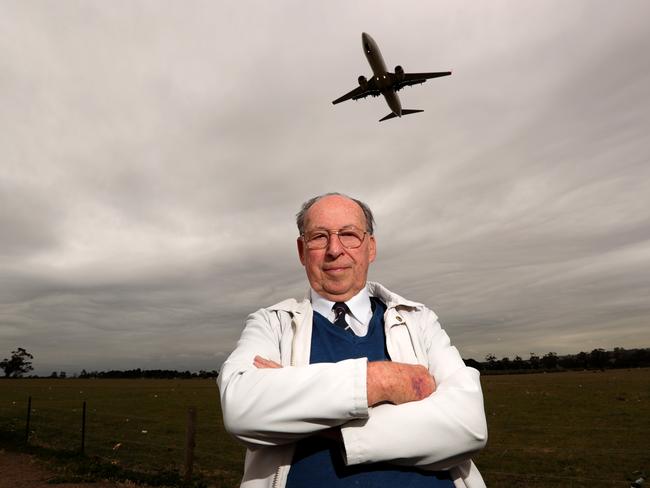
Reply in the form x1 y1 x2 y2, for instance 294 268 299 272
332 85 381 105
394 71 451 91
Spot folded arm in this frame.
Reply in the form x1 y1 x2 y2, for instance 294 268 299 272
218 307 436 448
340 309 488 469
256 355 436 406
218 309 369 447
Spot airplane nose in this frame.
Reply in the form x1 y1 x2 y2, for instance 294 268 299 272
362 32 372 53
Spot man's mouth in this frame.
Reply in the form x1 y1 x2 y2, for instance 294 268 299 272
324 266 348 273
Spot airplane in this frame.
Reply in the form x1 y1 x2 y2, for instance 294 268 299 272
332 32 451 122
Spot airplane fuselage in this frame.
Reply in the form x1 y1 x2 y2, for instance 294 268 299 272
362 33 402 116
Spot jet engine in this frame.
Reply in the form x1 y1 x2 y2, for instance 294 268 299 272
394 65 404 82
358 75 368 91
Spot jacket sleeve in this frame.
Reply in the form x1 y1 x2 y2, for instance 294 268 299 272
218 307 369 448
339 307 488 469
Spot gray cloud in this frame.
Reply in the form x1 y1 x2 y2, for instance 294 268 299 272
1 1 649 375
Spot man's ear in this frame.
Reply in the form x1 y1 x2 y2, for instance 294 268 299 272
368 235 377 263
297 237 306 266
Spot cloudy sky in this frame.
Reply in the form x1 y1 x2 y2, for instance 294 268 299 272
1 1 649 376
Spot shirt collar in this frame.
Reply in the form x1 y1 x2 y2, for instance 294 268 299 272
310 285 372 324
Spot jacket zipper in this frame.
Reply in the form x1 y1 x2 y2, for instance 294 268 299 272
272 463 290 488
272 467 280 488
272 314 297 488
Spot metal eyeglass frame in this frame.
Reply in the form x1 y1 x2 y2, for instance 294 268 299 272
301 228 369 250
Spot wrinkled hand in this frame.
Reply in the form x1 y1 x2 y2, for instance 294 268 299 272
367 361 436 406
253 355 281 369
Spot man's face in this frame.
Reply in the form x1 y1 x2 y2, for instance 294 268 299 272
297 195 376 302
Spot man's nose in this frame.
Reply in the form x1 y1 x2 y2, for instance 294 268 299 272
326 233 344 256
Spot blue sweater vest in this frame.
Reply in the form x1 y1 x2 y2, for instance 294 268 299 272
285 298 453 488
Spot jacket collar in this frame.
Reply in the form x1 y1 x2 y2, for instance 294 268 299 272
268 297 310 315
267 281 423 315
366 281 423 310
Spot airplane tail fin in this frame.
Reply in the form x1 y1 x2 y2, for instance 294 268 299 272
379 109 423 122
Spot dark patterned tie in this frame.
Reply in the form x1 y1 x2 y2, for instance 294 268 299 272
332 302 351 330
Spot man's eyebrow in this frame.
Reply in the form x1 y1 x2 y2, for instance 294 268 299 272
307 225 360 231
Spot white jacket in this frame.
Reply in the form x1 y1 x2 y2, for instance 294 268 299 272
218 282 488 488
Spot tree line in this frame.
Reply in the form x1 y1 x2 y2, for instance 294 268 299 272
74 368 219 379
0 348 219 379
3 346 650 379
40 368 219 379
465 347 650 373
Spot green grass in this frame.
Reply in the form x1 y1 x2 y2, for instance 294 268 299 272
478 369 650 487
1 369 648 487
0 378 244 487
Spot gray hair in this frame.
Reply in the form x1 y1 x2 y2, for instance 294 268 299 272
296 192 375 235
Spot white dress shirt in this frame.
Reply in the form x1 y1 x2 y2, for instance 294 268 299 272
310 286 373 337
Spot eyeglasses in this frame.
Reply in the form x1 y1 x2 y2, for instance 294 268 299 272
301 228 368 250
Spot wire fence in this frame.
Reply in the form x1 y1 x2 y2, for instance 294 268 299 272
0 380 244 487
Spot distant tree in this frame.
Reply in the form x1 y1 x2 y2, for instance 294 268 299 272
558 354 576 369
612 347 631 368
529 353 540 369
541 352 559 370
589 348 608 370
0 348 34 378
59 371 67 379
512 355 525 370
631 348 650 367
576 351 589 369
49 371 58 378
500 357 511 370
485 354 497 370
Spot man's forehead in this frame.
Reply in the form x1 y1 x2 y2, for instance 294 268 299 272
305 196 366 227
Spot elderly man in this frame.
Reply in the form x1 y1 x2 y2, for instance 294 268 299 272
218 193 487 488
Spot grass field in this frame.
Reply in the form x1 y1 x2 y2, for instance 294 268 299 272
0 369 648 487
0 378 243 487
477 369 649 487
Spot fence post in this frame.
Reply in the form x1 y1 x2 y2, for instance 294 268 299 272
184 406 197 483
25 396 32 445
81 400 87 454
